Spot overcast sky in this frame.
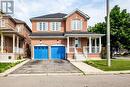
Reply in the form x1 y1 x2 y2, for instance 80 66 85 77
13 0 130 28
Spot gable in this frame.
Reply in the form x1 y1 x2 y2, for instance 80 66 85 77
64 9 90 20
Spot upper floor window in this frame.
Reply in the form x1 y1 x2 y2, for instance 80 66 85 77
17 25 22 32
0 19 5 27
71 19 82 30
50 22 61 31
37 22 48 31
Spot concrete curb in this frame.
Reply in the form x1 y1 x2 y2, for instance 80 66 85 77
8 73 83 76
0 59 30 77
85 71 130 75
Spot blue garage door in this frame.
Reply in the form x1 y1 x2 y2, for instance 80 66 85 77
34 46 48 60
51 46 65 60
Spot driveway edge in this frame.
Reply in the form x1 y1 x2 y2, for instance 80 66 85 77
0 59 30 77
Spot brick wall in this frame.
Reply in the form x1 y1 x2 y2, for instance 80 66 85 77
66 12 88 32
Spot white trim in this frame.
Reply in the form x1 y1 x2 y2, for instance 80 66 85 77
33 45 48 60
37 22 48 31
13 34 15 53
89 36 92 53
51 44 65 46
50 22 61 31
71 19 82 30
67 37 69 53
64 9 90 19
99 37 102 53
34 44 48 46
30 36 65 38
65 34 105 37
0 19 5 27
1 33 4 53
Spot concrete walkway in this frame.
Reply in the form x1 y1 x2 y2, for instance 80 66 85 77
70 61 105 74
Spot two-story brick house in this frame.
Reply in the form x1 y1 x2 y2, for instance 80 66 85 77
0 14 32 61
30 9 105 60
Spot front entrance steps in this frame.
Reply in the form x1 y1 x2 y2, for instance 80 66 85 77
74 53 87 61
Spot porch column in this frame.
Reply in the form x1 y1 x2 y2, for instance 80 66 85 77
89 36 92 53
95 38 97 53
16 36 19 53
99 37 102 53
67 37 70 53
13 34 15 53
1 33 4 53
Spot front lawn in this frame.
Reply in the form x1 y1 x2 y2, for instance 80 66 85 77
0 62 21 73
84 59 130 71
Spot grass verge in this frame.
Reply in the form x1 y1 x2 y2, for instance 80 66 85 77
84 59 130 71
0 61 22 73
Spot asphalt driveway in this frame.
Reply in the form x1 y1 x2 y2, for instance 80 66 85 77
10 60 81 74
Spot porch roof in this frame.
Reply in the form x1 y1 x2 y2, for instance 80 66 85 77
65 32 105 37
30 32 105 38
0 29 25 39
30 32 65 38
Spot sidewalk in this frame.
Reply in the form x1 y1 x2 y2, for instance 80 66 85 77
70 61 130 75
70 61 105 75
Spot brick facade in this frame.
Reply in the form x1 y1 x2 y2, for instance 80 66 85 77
30 9 102 60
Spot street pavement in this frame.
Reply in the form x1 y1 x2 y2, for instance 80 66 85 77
0 74 130 87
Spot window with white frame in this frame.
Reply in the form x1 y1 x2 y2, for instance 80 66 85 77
37 22 48 31
17 26 21 32
71 19 82 30
0 19 5 27
50 22 61 31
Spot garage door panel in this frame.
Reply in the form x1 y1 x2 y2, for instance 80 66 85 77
51 46 65 60
34 46 48 60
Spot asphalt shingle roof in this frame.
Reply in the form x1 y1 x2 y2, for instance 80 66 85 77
32 13 67 19
30 32 99 36
30 32 64 36
14 18 25 24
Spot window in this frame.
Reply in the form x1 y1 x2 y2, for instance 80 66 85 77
0 19 5 27
71 19 82 30
17 26 21 32
50 22 61 31
37 22 48 31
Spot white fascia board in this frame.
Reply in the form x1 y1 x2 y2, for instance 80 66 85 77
65 34 105 37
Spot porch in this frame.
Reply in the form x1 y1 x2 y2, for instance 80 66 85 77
65 33 105 60
0 33 25 61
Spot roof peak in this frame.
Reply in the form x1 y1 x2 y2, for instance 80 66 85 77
30 9 90 21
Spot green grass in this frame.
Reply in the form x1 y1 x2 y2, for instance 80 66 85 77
84 59 130 71
0 61 21 73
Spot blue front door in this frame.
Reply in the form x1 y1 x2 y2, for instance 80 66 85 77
34 46 48 60
51 46 65 60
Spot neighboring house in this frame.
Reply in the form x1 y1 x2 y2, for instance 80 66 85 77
0 14 32 61
30 9 105 60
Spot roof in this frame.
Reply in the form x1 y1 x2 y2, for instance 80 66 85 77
30 32 105 38
14 18 32 32
30 32 64 36
65 31 96 34
33 13 67 19
30 9 90 21
64 9 90 19
14 18 25 24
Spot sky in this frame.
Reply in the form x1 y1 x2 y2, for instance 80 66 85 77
11 0 130 28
